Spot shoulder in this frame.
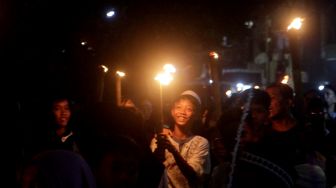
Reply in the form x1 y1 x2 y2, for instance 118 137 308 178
192 135 208 142
191 135 209 147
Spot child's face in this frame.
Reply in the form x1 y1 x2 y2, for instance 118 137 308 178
52 99 71 127
171 99 195 127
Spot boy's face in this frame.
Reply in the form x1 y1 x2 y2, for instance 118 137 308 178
52 99 71 127
171 99 195 127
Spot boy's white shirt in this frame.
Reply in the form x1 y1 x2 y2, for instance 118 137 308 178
150 135 211 188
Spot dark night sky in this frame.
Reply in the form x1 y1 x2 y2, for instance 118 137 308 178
2 0 326 104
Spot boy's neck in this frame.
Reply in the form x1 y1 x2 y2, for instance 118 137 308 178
172 126 192 140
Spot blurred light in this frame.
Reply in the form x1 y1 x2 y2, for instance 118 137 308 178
266 37 272 43
243 85 252 91
155 64 176 86
254 85 260 89
287 17 304 31
116 71 126 77
163 64 176 74
244 20 254 29
106 10 115 18
236 83 243 88
209 79 213 84
226 90 232 97
209 51 219 59
100 65 108 73
281 75 289 84
236 83 252 92
81 41 87 46
318 85 325 91
236 83 244 91
155 72 173 85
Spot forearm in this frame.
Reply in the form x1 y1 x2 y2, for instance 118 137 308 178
170 148 199 186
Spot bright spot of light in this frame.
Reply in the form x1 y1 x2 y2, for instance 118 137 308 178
281 75 289 84
209 51 219 59
116 71 126 77
236 83 252 91
254 85 260 89
318 85 325 91
209 79 213 84
106 10 115 18
100 65 108 73
287 17 304 30
236 83 244 91
81 41 87 46
243 85 252 91
155 72 173 85
226 90 232 97
163 64 176 74
244 20 254 29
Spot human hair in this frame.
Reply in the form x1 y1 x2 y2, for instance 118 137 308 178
323 84 336 94
266 83 294 101
241 88 271 109
322 84 336 113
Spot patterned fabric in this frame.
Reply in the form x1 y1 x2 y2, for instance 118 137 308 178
151 135 211 188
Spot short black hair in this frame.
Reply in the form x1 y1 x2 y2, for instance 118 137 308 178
266 83 294 100
241 88 271 109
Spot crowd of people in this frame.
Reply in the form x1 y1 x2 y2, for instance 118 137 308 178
15 82 336 188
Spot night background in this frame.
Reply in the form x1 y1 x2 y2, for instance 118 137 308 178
1 0 336 110
2 0 336 186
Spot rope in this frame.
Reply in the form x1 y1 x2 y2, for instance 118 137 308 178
227 89 253 188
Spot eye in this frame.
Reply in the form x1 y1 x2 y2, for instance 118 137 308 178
53 107 61 111
186 107 194 113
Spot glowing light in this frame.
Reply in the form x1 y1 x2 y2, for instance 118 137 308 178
254 85 260 89
81 41 87 46
243 85 252 91
236 83 252 91
100 65 108 73
155 72 173 85
281 75 289 84
106 10 115 18
209 79 213 84
209 51 219 59
236 83 244 91
244 20 254 29
155 64 176 86
287 17 304 31
318 85 325 91
236 83 243 88
226 90 232 97
116 71 126 77
163 64 176 74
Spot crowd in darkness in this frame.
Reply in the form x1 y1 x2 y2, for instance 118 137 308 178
14 82 336 188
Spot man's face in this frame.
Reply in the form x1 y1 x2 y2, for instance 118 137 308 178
171 99 195 127
266 87 289 119
52 100 71 127
324 88 336 106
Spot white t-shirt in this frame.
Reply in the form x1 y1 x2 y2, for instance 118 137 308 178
150 135 211 188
